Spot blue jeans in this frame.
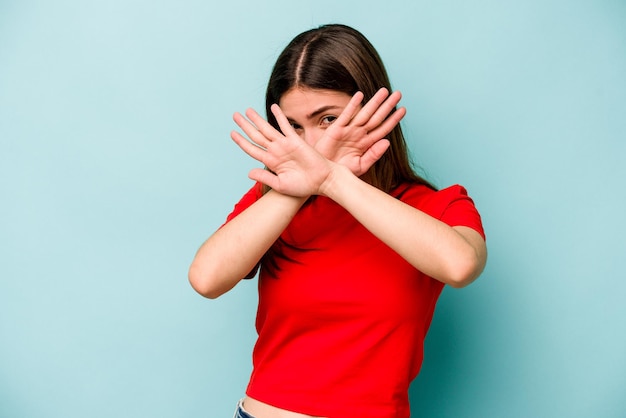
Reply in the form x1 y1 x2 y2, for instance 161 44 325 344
233 399 256 418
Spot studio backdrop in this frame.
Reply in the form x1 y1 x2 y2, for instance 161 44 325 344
1 1 624 417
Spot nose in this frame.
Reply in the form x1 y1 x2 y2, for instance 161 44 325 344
302 129 320 146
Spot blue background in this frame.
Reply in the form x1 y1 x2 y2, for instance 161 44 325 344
1 1 624 417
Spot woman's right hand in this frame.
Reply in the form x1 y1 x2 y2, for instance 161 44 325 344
313 88 406 176
231 104 337 197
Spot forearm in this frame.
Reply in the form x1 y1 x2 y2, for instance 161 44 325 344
322 165 486 287
188 190 307 298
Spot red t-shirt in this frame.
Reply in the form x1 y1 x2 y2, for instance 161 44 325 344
225 182 485 418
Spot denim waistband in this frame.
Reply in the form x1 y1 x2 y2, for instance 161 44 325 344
233 399 256 418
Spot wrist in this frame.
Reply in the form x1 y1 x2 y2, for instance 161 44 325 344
319 163 353 199
267 189 309 205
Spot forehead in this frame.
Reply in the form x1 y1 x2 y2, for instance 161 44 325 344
278 87 352 115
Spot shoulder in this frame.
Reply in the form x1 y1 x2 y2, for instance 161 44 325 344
393 183 485 239
392 183 470 210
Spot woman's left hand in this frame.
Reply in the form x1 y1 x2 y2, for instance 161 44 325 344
314 88 406 176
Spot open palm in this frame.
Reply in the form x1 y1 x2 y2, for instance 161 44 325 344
314 88 406 176
231 105 334 197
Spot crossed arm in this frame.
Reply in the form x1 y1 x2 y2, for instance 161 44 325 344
188 89 486 298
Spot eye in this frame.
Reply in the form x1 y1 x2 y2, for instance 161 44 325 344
289 122 303 131
321 115 337 126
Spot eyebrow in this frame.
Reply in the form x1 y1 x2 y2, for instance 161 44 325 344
306 105 342 120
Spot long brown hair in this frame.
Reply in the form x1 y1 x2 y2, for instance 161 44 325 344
264 23 434 193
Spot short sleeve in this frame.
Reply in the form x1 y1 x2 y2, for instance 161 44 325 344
224 182 263 224
438 185 486 240
221 182 263 279
395 183 486 241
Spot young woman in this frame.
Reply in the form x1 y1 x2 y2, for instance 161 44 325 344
189 24 487 418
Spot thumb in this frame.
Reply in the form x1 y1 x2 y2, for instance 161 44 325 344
248 168 279 190
359 139 390 173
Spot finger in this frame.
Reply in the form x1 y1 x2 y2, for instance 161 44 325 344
364 90 403 130
270 104 297 137
363 91 402 131
248 167 279 190
335 91 364 126
368 106 406 140
245 108 285 141
230 130 268 163
351 88 390 126
359 139 391 173
233 112 272 149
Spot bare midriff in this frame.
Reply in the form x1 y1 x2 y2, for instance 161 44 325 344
243 396 326 418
